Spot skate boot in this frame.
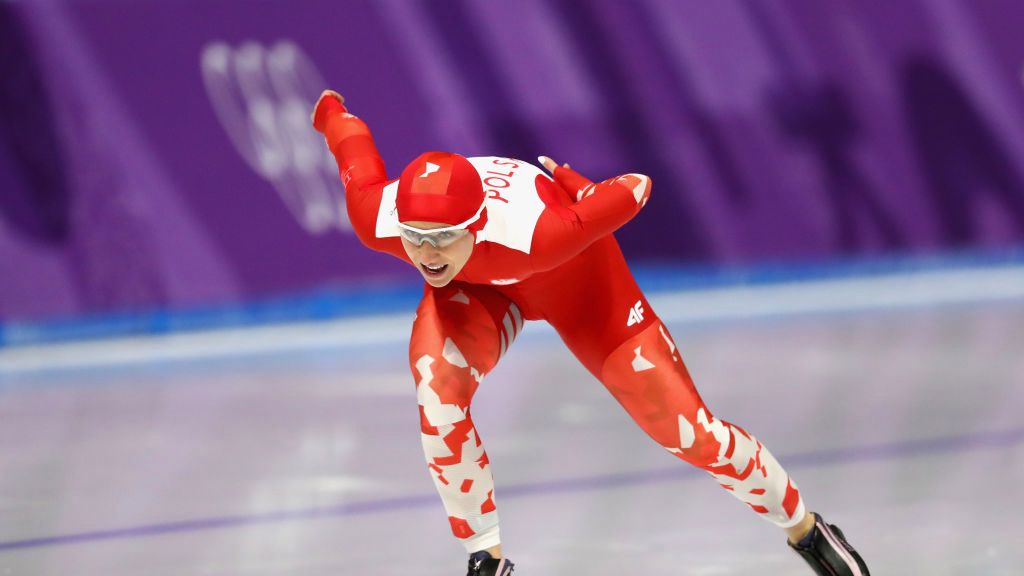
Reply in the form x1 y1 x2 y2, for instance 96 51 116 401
789 513 870 575
466 550 514 576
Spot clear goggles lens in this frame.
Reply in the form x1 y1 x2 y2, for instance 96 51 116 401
398 227 470 248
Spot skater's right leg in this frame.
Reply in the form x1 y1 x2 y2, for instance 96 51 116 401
409 282 523 559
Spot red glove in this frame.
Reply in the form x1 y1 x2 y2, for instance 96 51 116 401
312 90 347 133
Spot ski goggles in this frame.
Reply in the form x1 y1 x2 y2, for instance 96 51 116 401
395 202 485 248
397 226 470 248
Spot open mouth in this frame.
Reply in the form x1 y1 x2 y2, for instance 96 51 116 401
421 263 449 277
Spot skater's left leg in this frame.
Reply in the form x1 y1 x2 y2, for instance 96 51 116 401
539 239 810 531
597 318 808 528
538 238 868 573
584 309 870 573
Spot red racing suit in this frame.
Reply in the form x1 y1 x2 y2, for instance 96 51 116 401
315 97 805 553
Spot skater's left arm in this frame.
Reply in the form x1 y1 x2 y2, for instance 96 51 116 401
529 156 652 272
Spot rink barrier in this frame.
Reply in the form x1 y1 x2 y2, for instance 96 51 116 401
0 247 1022 349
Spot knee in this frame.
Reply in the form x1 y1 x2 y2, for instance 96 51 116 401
412 350 481 433
674 434 724 469
667 408 732 469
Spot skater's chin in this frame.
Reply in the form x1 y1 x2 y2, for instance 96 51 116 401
423 274 454 287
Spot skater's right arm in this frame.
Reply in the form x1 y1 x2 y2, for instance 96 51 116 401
312 91 402 255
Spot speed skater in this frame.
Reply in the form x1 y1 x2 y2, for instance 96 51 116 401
312 89 870 576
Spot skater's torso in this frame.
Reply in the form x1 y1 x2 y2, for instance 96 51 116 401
317 108 647 326
364 155 635 322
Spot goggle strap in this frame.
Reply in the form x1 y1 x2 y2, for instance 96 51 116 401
395 200 486 234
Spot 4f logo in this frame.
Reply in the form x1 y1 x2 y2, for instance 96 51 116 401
626 299 645 327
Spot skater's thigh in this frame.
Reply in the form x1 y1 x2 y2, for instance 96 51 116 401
410 282 523 409
540 237 662 376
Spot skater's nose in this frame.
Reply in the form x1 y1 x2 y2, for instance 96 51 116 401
416 242 443 259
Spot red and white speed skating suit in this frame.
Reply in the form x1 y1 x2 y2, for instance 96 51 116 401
316 99 806 553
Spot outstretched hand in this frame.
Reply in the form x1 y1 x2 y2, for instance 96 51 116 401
538 155 570 174
311 89 345 125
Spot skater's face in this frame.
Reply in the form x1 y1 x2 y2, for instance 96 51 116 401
400 221 475 287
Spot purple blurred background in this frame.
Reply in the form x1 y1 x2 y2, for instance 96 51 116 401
2 0 1024 326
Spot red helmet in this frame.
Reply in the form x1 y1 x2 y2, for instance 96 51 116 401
396 152 487 232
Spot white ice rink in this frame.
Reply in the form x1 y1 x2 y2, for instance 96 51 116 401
1 266 1022 575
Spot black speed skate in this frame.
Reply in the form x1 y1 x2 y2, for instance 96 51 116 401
789 513 870 575
467 550 514 576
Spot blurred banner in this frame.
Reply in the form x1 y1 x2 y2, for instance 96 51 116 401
2 0 1024 323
